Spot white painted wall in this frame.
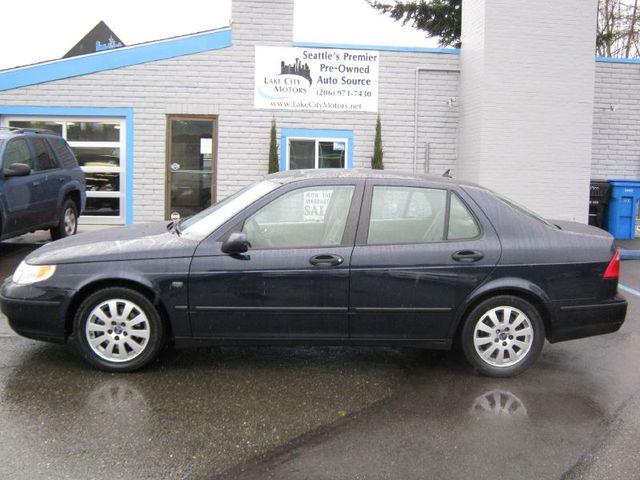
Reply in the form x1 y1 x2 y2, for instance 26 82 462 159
457 0 598 222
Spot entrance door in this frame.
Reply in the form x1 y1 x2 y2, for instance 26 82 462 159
166 116 217 218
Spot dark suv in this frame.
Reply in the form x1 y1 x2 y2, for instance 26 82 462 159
0 128 86 241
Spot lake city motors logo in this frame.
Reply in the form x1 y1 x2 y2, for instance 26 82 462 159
259 58 312 100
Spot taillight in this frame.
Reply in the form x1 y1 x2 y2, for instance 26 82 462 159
603 250 620 280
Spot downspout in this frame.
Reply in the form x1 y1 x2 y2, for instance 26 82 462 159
413 66 460 174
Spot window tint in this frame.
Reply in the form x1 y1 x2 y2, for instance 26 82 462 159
367 186 447 245
243 185 355 249
48 138 78 169
31 137 59 170
2 139 33 170
448 193 480 240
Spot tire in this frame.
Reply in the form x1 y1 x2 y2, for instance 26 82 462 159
51 198 78 240
73 287 165 372
461 295 545 377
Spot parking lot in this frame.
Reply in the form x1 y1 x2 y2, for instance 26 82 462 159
1 235 639 480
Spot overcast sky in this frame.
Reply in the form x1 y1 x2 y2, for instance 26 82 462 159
0 0 438 71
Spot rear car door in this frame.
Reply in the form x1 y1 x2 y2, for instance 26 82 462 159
29 137 63 225
0 138 36 235
189 179 363 339
349 178 501 343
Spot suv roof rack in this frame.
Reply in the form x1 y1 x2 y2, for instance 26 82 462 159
0 126 59 135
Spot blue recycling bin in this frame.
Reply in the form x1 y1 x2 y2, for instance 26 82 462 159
605 180 640 239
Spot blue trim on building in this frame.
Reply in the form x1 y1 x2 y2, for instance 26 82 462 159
596 56 640 64
0 105 135 224
292 41 460 55
0 28 232 92
280 128 354 171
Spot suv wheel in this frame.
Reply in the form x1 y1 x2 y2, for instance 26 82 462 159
74 287 165 372
461 295 545 377
51 198 78 240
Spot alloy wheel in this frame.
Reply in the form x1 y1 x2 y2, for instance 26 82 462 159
64 207 77 236
472 306 534 368
85 299 150 363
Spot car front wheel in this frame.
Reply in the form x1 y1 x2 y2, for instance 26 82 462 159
51 199 78 240
74 287 165 372
461 295 545 377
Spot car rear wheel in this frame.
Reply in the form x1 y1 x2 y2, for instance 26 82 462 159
74 287 165 372
51 199 78 240
461 295 545 377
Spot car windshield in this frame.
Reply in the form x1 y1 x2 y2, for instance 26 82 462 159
180 179 280 239
493 191 558 228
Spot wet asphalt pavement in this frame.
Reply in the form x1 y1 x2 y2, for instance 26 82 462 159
1 235 639 479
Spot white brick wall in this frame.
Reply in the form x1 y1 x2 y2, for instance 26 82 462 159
592 61 640 180
0 0 460 223
458 0 597 223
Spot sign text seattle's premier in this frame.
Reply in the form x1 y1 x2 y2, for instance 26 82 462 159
255 46 379 112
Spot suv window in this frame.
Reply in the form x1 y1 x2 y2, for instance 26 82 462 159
448 193 481 240
367 186 447 245
48 137 78 169
30 137 59 171
242 185 355 249
2 138 33 170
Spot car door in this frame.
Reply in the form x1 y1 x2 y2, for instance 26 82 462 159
349 178 501 342
29 137 63 225
188 179 364 339
0 138 37 235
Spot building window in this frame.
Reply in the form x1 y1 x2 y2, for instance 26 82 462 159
3 116 127 224
281 128 353 171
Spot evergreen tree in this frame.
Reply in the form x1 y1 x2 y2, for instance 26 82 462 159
371 115 384 170
268 118 279 174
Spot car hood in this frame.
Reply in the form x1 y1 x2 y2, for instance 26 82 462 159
26 222 200 265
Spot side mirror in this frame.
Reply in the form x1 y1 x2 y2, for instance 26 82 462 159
221 232 251 254
3 163 31 177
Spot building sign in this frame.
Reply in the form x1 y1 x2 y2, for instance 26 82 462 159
255 46 378 112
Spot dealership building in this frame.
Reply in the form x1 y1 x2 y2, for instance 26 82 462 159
0 0 637 226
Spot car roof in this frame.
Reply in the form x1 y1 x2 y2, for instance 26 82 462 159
0 128 62 141
267 168 481 189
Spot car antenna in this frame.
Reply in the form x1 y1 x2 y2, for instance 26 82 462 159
442 169 452 178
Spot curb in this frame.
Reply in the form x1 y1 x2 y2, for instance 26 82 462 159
619 249 640 260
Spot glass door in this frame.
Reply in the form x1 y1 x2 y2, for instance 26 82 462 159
166 116 217 218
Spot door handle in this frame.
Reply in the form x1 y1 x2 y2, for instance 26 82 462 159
309 254 344 267
31 181 41 187
58 177 67 182
452 250 484 262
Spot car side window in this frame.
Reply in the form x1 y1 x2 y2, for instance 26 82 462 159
448 193 481 240
367 186 447 245
48 138 78 169
30 137 59 171
242 185 355 249
2 139 33 171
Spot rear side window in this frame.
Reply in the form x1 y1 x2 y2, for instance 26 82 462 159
48 137 78 168
30 137 60 171
367 186 447 244
2 138 33 170
448 193 480 240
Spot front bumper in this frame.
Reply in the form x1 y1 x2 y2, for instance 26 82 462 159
549 294 627 343
0 277 74 343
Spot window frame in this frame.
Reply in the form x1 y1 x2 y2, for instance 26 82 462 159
286 137 349 170
280 128 354 171
355 180 484 247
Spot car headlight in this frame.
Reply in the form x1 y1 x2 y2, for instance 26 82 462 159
12 261 56 285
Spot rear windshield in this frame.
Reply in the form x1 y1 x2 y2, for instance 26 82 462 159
493 191 558 228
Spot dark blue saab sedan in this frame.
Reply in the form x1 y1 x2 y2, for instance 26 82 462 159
0 170 627 376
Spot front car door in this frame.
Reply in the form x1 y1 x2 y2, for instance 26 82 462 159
0 138 36 235
349 178 501 345
189 178 363 340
